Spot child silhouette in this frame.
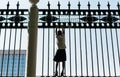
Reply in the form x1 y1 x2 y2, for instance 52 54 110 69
53 26 66 76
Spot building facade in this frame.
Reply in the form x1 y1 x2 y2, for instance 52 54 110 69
0 50 26 76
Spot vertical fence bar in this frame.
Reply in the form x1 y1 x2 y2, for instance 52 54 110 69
1 29 7 76
97 3 100 76
84 28 88 76
98 2 105 76
17 28 22 76
110 28 116 76
12 28 17 76
57 2 61 75
5 2 10 76
73 3 77 75
88 2 94 76
16 2 21 76
108 7 112 77
115 28 120 74
78 2 83 76
85 2 92 76
100 4 105 75
68 1 72 76
98 2 105 74
79 28 83 76
95 29 100 76
53 28 55 75
47 27 50 76
6 29 12 76
107 2 117 76
99 2 111 76
90 28 94 76
74 25 77 76
47 2 50 76
1 2 9 76
100 29 105 76
105 28 111 76
116 3 120 75
12 2 20 76
68 23 71 76
42 28 44 76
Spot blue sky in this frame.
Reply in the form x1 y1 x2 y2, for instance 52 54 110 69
0 0 120 9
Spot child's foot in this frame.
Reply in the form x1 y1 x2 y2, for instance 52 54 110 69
61 72 64 76
54 71 58 76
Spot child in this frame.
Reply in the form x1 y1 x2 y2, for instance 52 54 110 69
53 26 66 76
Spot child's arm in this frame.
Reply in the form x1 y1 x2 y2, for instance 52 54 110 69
56 26 58 35
62 25 65 34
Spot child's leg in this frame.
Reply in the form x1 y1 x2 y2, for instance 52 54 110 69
56 62 59 72
61 61 65 73
54 62 59 76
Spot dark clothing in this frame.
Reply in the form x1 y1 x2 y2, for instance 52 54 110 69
53 49 66 62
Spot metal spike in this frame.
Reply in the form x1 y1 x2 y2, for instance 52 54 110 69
97 2 100 7
7 2 10 7
78 1 81 10
88 1 90 6
68 1 71 6
47 1 50 9
58 1 60 7
87 1 90 10
7 2 10 9
68 1 71 9
117 2 120 9
17 1 20 9
17 1 20 6
97 2 100 10
78 1 81 7
57 1 61 10
47 1 50 6
107 2 110 9
107 2 110 6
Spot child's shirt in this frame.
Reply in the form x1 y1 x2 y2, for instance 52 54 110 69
56 34 66 49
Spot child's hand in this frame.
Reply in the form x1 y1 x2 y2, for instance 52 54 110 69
68 25 71 28
61 25 64 28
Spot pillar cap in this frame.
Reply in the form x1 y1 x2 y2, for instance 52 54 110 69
29 0 39 5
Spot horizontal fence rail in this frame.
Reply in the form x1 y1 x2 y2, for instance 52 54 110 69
0 9 120 28
0 1 120 77
0 2 120 28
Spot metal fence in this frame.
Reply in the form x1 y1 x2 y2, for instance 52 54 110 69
0 1 120 76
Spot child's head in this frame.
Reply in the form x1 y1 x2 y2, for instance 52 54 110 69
57 30 62 35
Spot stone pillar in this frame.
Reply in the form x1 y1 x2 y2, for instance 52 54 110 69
26 0 39 77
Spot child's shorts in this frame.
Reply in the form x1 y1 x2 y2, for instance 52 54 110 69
53 49 66 62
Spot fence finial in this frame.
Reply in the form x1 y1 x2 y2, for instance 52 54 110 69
78 1 81 10
68 1 71 10
97 2 100 10
47 1 50 9
7 2 10 10
87 1 90 10
107 2 110 10
117 2 120 9
57 1 61 10
17 1 20 9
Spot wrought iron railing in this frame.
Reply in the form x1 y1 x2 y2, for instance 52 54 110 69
0 1 120 77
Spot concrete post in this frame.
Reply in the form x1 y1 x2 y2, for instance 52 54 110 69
26 0 39 77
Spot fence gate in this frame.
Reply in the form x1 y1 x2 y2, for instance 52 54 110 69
0 1 120 77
